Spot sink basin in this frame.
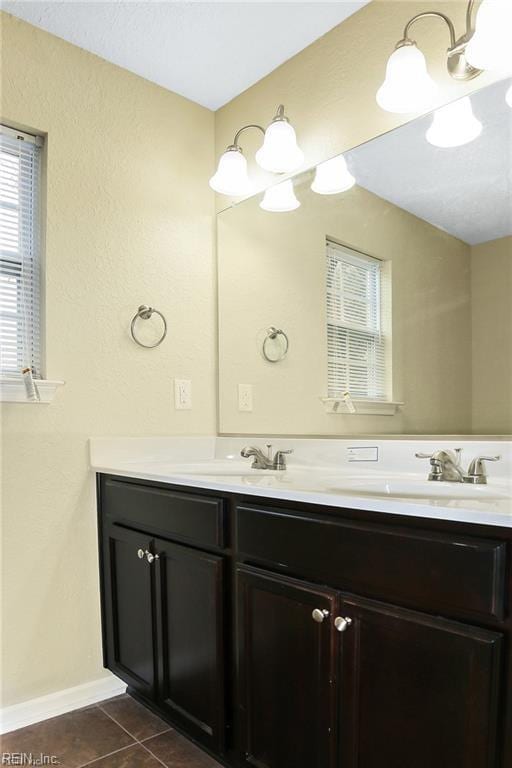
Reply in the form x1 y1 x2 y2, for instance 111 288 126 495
327 479 510 501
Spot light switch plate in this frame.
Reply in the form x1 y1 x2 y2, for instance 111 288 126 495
238 383 253 412
347 446 379 462
174 379 192 410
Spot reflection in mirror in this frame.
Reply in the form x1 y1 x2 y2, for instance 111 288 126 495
217 79 512 436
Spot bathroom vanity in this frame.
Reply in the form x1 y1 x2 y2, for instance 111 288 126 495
94 439 512 768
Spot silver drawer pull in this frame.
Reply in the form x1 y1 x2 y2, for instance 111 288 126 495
335 616 353 633
312 608 329 623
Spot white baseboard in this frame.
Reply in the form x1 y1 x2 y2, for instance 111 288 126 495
0 675 127 734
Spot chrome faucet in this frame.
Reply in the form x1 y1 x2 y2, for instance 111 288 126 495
241 443 293 471
415 448 501 484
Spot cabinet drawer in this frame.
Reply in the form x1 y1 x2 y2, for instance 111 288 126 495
236 505 507 622
101 477 225 548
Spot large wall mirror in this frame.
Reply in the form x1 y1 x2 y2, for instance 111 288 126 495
217 79 512 436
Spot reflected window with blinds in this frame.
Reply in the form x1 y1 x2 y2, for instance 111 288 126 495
0 125 42 378
326 240 388 401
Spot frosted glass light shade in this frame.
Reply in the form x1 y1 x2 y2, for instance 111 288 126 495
209 147 252 196
260 180 300 212
426 97 482 148
311 155 355 195
376 43 437 114
255 120 304 173
506 83 512 108
465 0 512 71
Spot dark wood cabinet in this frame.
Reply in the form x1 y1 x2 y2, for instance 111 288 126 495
97 474 512 768
102 524 157 698
338 595 503 768
237 566 337 768
155 538 226 753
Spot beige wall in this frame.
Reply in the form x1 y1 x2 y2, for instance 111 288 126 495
214 0 500 210
471 236 512 434
0 12 216 707
218 179 472 435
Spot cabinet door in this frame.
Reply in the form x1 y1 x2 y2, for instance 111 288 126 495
155 538 225 753
237 566 337 768
338 595 503 768
102 524 156 698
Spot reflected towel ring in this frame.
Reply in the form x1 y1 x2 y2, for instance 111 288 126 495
130 304 167 348
262 326 289 363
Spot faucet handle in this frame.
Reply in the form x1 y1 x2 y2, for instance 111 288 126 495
273 449 294 471
466 455 501 482
415 452 434 459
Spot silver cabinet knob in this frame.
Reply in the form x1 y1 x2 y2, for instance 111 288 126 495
312 608 329 623
335 616 353 633
145 551 159 564
137 548 145 559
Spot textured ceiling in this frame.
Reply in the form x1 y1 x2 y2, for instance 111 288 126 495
2 1 369 110
345 78 512 245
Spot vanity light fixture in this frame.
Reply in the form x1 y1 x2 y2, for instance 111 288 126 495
377 0 509 114
255 105 304 173
311 154 355 195
260 179 300 212
209 146 252 196
465 0 512 71
210 105 303 196
426 96 482 147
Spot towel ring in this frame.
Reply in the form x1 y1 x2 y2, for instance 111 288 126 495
130 304 167 348
262 326 289 363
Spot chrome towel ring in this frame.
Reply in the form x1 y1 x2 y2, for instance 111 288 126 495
262 326 289 363
130 304 167 348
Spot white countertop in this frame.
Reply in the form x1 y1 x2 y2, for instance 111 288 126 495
90 437 512 528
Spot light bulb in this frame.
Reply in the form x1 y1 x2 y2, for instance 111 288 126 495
260 180 300 212
426 97 482 148
506 83 512 108
209 146 252 196
256 110 304 173
376 42 438 114
311 155 355 195
466 0 512 72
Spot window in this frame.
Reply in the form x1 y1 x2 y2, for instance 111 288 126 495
326 240 388 401
0 125 42 378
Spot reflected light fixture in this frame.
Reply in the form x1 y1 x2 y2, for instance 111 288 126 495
376 0 502 114
426 96 482 147
465 0 512 72
210 105 303 196
260 179 300 212
311 155 355 195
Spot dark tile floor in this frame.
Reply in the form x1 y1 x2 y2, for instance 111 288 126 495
0 694 223 767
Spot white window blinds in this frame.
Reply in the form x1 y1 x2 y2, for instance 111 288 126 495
326 240 386 400
0 125 42 378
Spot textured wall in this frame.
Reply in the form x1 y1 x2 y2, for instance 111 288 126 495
0 12 215 707
471 236 512 434
218 181 471 435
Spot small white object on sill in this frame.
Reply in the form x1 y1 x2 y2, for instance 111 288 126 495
0 377 65 403
321 397 403 416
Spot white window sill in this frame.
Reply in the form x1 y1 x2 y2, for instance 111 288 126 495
321 397 403 416
0 378 65 403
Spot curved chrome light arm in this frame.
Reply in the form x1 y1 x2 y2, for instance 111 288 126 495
233 123 265 148
402 11 457 49
465 0 477 36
